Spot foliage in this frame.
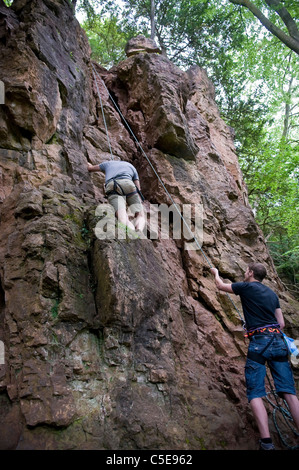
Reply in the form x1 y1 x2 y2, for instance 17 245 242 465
76 1 144 66
227 0 299 55
269 241 299 296
245 136 299 297
82 15 127 66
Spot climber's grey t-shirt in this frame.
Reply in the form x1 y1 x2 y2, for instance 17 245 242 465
99 161 139 183
231 281 280 330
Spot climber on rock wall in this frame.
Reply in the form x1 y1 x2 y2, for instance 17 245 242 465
87 160 145 233
211 263 299 450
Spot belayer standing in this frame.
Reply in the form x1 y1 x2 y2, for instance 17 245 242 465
88 159 145 233
211 262 299 450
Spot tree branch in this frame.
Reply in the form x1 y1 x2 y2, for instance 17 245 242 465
264 0 299 41
228 0 299 55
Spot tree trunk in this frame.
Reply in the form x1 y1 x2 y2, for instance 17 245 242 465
282 76 293 140
150 0 155 40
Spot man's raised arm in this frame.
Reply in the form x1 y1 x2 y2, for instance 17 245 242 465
210 268 234 294
87 162 101 172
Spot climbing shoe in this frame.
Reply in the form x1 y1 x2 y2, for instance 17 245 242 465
259 439 275 450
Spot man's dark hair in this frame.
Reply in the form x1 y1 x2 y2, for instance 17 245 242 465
248 263 267 282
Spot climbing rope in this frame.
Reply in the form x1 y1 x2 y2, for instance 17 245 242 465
91 64 245 328
91 64 114 160
265 374 299 450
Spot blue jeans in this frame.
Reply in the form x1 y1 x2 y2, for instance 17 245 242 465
245 334 296 402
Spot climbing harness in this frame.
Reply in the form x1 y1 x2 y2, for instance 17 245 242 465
247 334 277 365
244 323 281 339
91 63 245 328
104 177 144 201
92 63 298 450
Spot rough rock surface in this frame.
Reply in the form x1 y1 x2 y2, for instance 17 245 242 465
0 0 298 450
125 34 162 57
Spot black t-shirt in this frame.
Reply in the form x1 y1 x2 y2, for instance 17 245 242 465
231 281 280 330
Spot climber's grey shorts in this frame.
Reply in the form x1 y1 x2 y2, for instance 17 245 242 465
105 178 143 215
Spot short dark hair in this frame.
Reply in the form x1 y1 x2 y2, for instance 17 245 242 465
248 263 267 282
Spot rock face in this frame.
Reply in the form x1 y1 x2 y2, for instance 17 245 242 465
0 0 298 451
125 34 162 57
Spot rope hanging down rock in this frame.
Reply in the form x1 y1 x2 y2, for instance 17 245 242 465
265 374 299 450
92 65 114 160
91 63 245 327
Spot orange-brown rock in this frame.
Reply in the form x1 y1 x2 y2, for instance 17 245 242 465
125 34 162 57
0 0 298 451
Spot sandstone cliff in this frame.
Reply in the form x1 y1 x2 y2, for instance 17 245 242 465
0 0 298 450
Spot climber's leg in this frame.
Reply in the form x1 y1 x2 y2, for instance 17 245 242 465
116 207 135 231
127 197 145 232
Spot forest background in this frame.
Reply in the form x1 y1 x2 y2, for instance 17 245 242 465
5 0 299 296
